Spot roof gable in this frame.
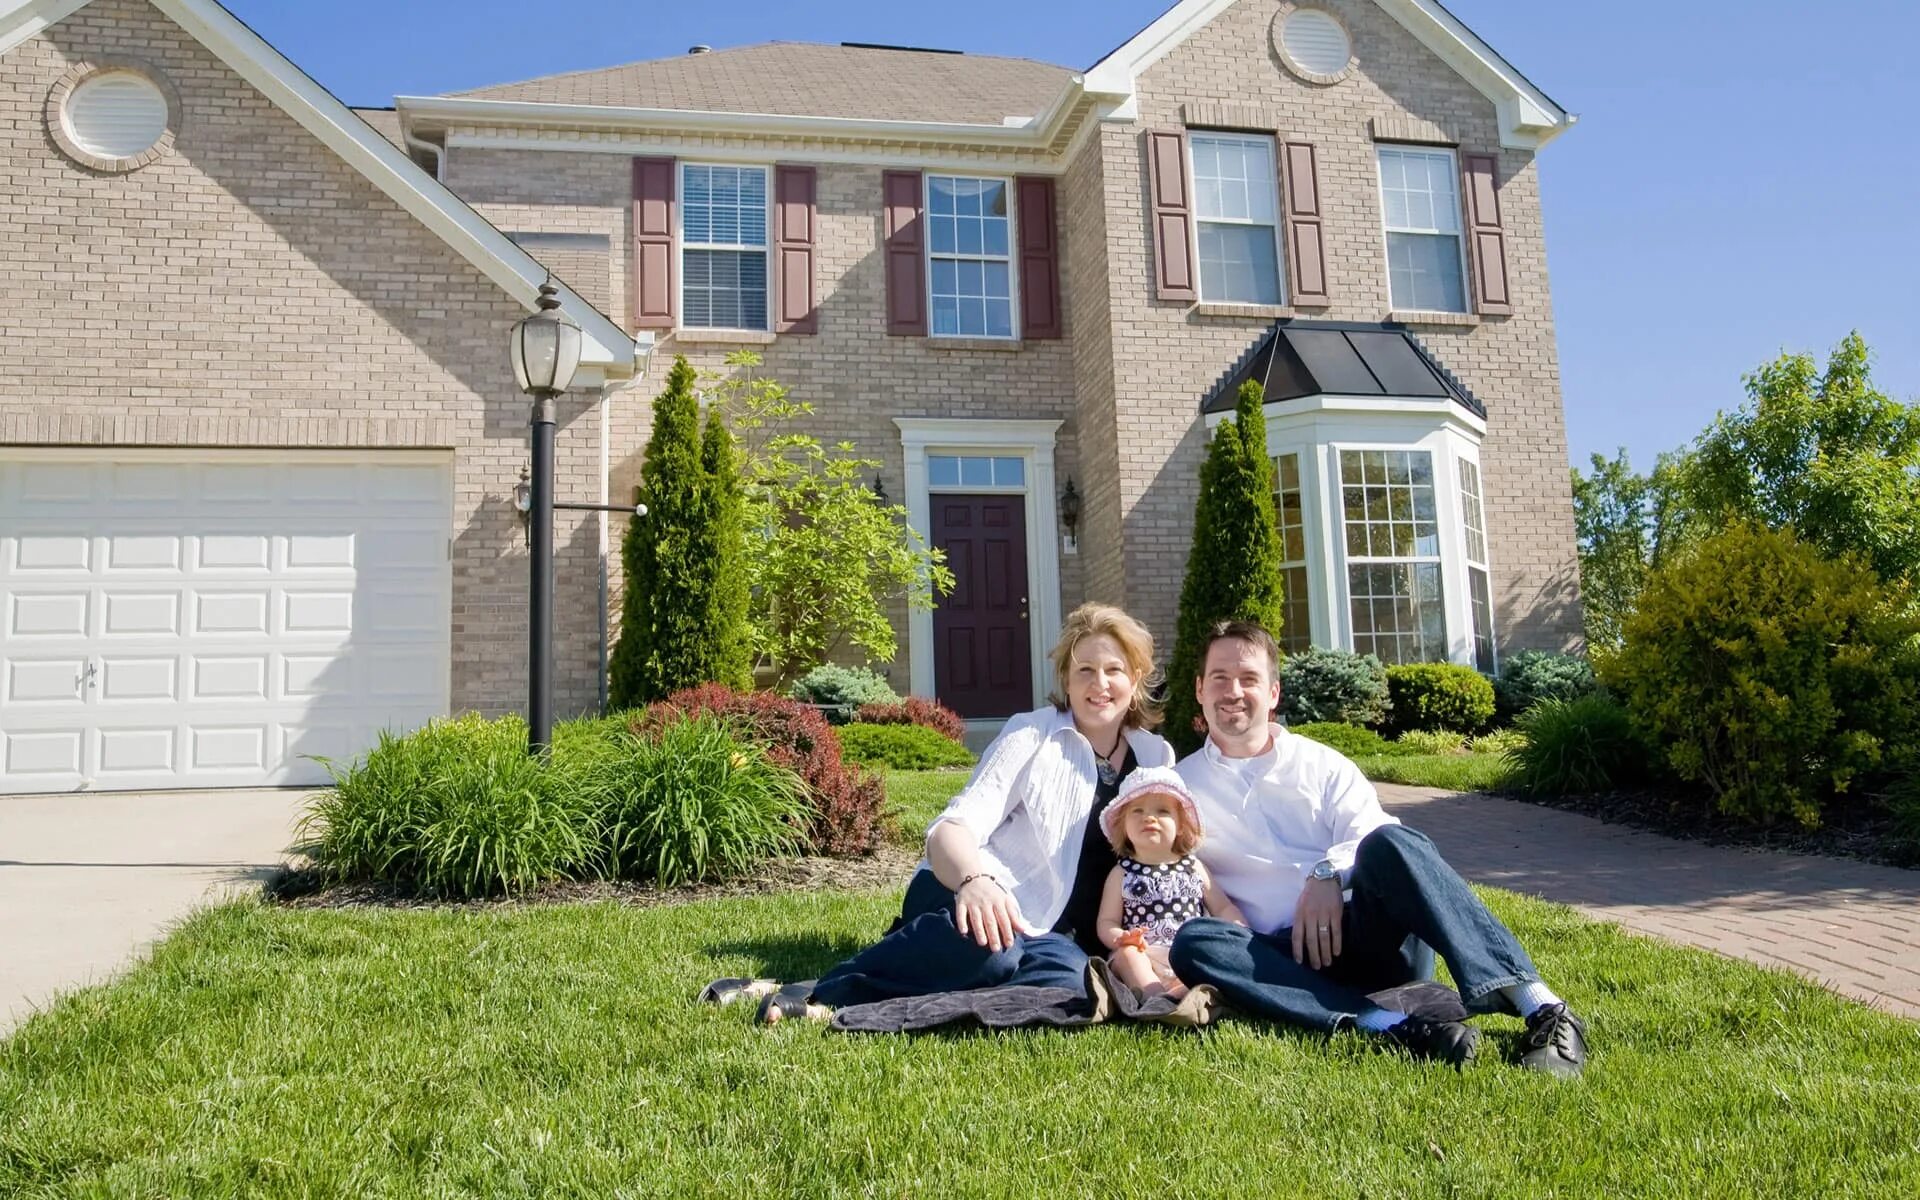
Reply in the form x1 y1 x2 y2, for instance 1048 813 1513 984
1 0 636 375
1085 0 1572 149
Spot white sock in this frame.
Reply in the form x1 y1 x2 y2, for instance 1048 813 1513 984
1503 981 1562 1017
1354 1007 1408 1034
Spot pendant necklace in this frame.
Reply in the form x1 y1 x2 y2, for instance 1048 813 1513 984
1095 729 1125 786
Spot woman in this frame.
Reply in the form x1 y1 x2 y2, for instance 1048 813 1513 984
702 603 1173 1023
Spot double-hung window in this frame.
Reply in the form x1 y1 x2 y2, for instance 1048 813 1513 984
1458 458 1496 672
1273 452 1312 654
681 163 769 330
1339 448 1446 665
927 175 1014 338
1376 146 1467 313
1190 132 1283 304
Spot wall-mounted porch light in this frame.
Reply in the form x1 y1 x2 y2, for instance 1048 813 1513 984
1060 477 1081 552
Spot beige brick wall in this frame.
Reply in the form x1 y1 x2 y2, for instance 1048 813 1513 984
448 145 1090 685
0 0 606 718
1104 0 1583 656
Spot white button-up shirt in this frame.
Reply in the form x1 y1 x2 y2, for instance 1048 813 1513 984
1176 724 1399 936
926 705 1175 934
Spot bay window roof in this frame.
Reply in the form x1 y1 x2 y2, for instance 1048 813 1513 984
1201 320 1484 419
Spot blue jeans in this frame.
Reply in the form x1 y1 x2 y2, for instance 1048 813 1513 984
810 869 1091 1009
1169 824 1538 1032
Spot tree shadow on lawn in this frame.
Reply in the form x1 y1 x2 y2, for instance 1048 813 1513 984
704 932 868 982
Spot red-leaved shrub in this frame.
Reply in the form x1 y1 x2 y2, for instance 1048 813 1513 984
635 683 886 856
854 696 967 743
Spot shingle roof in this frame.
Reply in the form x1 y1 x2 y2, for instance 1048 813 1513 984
450 42 1077 125
1202 321 1486 419
352 107 405 150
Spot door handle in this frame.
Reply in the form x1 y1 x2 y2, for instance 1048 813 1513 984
82 659 98 691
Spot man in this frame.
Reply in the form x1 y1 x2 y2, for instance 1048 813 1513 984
1170 620 1588 1075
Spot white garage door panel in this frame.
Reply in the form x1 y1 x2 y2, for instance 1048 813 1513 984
0 453 453 794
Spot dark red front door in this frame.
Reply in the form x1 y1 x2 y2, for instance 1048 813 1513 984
931 494 1032 719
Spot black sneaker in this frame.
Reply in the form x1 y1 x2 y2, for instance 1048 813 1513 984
1381 1015 1480 1067
1516 1002 1588 1078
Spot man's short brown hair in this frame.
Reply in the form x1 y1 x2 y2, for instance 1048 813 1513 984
1199 620 1281 679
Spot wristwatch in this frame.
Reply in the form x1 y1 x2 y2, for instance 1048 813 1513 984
1309 858 1340 884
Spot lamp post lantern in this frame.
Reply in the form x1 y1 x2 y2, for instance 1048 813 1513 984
508 281 582 754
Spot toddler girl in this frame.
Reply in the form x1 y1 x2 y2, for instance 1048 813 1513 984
1095 766 1246 1000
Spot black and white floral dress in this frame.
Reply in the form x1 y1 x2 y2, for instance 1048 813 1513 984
1118 854 1206 948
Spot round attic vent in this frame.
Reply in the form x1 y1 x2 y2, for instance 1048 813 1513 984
65 71 168 159
1274 6 1355 84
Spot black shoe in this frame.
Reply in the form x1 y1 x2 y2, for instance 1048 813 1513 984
1381 1015 1480 1067
1516 1002 1587 1078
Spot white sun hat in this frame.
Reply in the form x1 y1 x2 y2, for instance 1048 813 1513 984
1098 764 1205 843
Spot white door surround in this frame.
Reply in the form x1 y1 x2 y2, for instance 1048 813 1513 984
0 448 454 794
894 418 1064 712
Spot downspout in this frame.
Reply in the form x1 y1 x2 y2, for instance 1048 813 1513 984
401 123 443 182
597 380 612 714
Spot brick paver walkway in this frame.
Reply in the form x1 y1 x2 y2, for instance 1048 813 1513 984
1377 784 1920 1020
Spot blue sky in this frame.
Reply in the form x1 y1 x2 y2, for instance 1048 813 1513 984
226 0 1917 472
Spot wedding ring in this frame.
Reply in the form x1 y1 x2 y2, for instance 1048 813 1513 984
1316 923 1330 930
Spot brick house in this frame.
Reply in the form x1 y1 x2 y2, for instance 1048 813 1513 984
0 0 1579 793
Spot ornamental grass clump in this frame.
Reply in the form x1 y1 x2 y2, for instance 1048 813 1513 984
1599 523 1920 826
1506 694 1644 796
302 713 594 899
587 715 810 887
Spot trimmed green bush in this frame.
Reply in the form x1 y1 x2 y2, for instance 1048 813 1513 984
589 715 809 887
789 664 899 721
302 714 595 899
1281 648 1390 728
1600 523 1920 826
1884 773 1920 868
1165 380 1287 753
1290 722 1396 759
1385 663 1496 734
837 723 976 771
1494 650 1599 723
1394 729 1467 756
1506 694 1644 796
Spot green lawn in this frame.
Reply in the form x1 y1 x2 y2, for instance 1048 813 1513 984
4 878 1918 1196
1354 750 1515 792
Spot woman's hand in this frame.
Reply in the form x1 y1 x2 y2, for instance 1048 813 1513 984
954 875 1024 952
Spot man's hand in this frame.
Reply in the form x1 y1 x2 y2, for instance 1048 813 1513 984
1291 877 1344 969
954 875 1024 952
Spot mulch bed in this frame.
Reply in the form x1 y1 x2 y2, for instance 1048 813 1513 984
268 842 921 911
1507 786 1918 871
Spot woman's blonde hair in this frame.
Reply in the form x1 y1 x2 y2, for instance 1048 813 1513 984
1048 602 1163 730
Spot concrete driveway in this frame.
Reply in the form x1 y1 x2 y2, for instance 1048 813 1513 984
0 787 311 1037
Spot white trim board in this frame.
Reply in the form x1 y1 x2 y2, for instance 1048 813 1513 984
1085 0 1574 149
895 418 1065 713
0 0 638 374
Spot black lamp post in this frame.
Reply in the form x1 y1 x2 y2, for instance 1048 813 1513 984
508 281 582 755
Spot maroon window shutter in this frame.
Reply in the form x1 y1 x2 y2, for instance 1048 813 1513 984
1281 140 1330 306
1461 153 1512 315
773 164 818 335
631 156 675 330
882 170 927 336
1146 130 1196 301
1016 176 1062 339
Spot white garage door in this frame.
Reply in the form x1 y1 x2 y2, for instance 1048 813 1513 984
0 450 453 795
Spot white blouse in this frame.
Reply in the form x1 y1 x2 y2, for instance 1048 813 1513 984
925 705 1176 934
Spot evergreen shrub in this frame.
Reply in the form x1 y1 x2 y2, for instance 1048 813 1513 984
589 715 809 886
1165 382 1287 753
1506 694 1644 796
789 664 899 721
1281 648 1390 728
1494 650 1599 723
1289 722 1397 759
855 697 968 742
837 723 976 771
636 683 887 855
1385 663 1497 734
1600 523 1920 827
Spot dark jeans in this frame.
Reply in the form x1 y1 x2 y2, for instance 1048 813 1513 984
1169 824 1538 1033
810 869 1091 1009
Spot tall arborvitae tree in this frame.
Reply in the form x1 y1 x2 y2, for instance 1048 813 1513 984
609 356 709 708
1164 381 1287 753
699 404 754 690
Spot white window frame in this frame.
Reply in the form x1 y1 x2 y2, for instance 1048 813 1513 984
924 173 1020 340
1335 445 1450 666
677 161 773 333
1375 145 1470 315
1271 451 1314 655
1187 130 1287 306
1457 455 1497 673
